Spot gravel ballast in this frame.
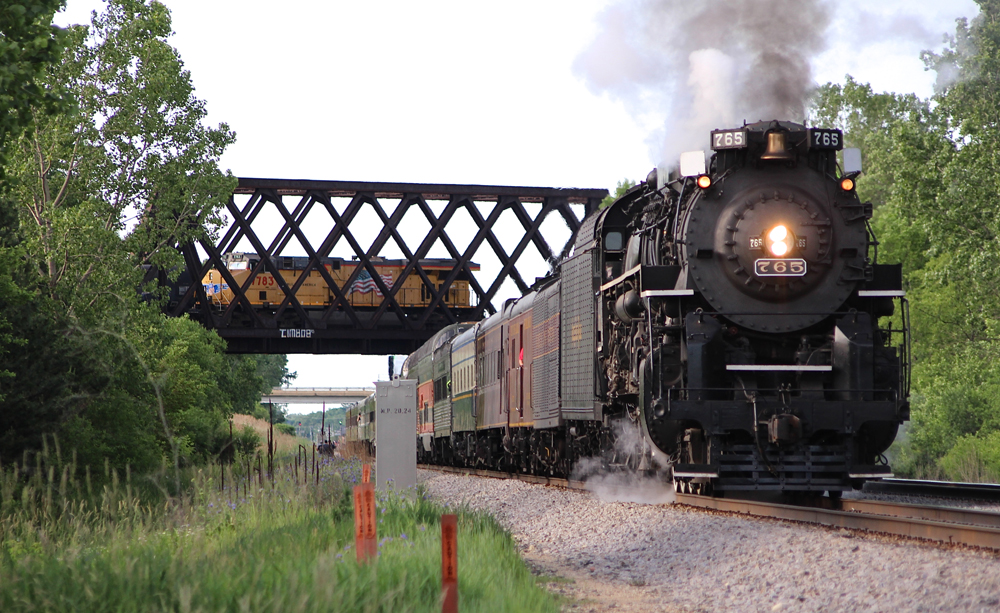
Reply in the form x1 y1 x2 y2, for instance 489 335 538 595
419 469 1000 613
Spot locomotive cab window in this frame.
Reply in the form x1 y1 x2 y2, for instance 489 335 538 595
604 230 627 280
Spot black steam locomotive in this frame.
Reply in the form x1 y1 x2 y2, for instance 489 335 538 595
402 120 909 496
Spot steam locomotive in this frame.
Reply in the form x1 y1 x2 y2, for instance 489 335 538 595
359 120 910 495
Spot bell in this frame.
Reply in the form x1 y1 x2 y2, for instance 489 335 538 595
760 131 794 161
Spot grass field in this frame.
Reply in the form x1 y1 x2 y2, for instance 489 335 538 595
0 450 561 612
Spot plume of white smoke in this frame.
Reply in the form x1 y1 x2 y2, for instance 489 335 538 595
570 420 676 505
573 457 677 504
574 0 832 168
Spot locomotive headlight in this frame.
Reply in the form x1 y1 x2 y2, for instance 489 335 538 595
767 224 791 257
696 174 712 189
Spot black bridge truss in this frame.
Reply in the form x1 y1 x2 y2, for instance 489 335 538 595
166 178 606 355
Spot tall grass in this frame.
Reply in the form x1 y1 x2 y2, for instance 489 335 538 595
231 414 304 454
0 447 559 612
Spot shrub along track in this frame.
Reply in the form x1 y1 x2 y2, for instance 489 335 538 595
419 464 1000 550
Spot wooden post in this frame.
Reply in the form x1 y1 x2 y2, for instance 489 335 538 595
353 485 367 563
362 463 371 484
441 514 458 613
362 483 377 558
268 401 274 482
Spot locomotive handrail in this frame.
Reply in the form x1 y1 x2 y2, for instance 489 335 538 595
686 309 902 316
599 264 642 291
857 290 906 297
641 289 694 297
725 365 833 371
660 387 901 397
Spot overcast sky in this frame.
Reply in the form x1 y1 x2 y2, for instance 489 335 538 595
57 0 981 412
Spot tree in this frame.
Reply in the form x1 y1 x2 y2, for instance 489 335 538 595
0 1 240 474
7 0 235 310
255 354 296 392
0 2 67 404
810 1 1000 480
600 178 636 208
0 1 66 172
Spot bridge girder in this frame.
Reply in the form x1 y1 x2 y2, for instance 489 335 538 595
163 178 606 354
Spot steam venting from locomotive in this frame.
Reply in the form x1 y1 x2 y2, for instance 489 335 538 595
574 0 830 164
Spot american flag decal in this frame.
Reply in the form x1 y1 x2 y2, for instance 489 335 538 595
350 270 394 296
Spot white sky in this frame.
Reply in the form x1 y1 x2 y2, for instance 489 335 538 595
57 0 980 413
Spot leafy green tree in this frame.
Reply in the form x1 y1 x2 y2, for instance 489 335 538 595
0 0 66 172
255 354 296 392
811 0 1000 480
600 178 636 208
0 1 240 475
0 1 67 405
7 0 235 310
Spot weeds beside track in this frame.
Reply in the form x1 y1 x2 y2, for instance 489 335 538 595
1 451 560 612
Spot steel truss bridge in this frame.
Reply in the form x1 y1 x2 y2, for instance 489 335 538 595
162 178 606 354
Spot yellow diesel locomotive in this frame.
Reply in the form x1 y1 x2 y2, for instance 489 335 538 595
202 253 479 309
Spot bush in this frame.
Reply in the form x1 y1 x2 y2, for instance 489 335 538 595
937 433 1000 483
232 425 261 460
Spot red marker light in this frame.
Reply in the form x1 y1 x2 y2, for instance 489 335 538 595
840 177 855 191
697 175 712 189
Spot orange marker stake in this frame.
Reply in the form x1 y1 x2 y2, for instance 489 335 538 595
363 483 378 559
353 485 367 562
362 463 371 484
441 514 458 613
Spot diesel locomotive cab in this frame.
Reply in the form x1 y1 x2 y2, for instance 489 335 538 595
598 120 909 494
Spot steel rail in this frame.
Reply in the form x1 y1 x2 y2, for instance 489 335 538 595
838 499 1000 529
863 478 1000 502
678 495 1000 549
418 464 1000 549
419 464 582 489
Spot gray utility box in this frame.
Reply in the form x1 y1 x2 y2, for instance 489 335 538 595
375 378 417 493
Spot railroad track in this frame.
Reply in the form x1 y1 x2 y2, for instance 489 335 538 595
863 478 1000 501
419 464 1000 550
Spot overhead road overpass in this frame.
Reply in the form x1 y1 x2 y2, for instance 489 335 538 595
262 387 374 404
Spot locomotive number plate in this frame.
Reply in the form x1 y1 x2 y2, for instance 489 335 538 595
755 258 807 276
711 129 747 150
807 128 843 150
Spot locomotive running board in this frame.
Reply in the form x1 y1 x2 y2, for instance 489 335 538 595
726 365 832 371
673 464 719 478
857 290 906 297
640 289 695 297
